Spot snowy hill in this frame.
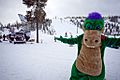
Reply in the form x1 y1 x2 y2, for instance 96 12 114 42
0 18 120 80
52 17 84 36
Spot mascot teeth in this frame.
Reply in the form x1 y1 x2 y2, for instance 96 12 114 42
86 45 95 48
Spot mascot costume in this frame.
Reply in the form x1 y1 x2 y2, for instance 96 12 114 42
54 12 120 80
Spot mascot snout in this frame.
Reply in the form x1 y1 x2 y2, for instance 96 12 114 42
83 30 101 48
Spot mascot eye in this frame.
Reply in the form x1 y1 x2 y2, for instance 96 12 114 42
87 26 91 29
96 25 101 30
86 24 92 30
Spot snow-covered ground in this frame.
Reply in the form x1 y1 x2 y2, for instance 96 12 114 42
0 18 120 80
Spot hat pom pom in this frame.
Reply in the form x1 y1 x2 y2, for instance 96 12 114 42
87 12 102 19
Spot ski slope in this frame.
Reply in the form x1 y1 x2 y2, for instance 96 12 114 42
0 18 120 80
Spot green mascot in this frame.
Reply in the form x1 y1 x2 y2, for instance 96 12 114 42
54 12 120 80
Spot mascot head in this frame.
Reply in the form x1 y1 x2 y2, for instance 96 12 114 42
82 12 104 48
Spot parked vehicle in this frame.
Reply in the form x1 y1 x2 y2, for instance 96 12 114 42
8 33 15 43
14 32 26 44
0 31 2 42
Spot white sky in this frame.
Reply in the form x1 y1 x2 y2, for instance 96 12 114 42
0 0 120 25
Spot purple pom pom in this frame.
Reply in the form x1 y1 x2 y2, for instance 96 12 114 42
87 12 102 19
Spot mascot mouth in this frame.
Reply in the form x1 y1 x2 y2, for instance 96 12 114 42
83 43 101 48
85 44 96 48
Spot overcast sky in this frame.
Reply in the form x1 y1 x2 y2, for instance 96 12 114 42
0 0 120 25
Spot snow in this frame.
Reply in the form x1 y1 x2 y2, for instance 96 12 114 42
0 18 120 80
105 48 120 80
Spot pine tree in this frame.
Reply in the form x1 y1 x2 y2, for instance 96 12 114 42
22 0 48 43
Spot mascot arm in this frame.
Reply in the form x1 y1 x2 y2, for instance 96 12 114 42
55 34 83 45
105 37 120 47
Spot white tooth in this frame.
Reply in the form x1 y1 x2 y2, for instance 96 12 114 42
86 45 95 48
83 43 96 48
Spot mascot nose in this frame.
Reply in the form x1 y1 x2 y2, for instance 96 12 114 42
85 39 88 41
84 38 99 43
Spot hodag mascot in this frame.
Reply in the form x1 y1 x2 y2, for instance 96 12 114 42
55 12 120 80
